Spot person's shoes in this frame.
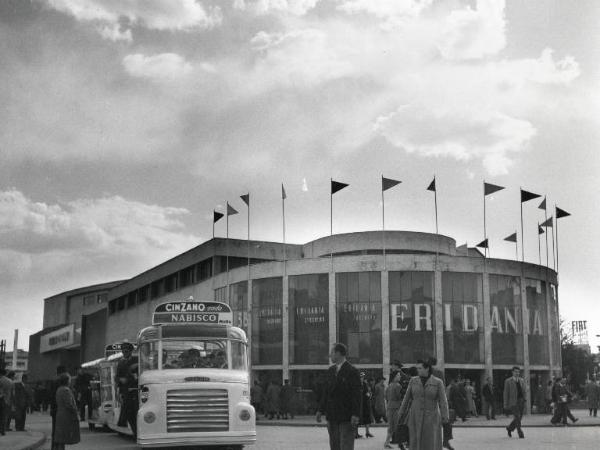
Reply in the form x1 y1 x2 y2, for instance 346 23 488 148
506 426 512 437
365 432 374 438
384 444 393 449
443 440 455 450
355 433 363 439
518 431 525 439
572 418 579 423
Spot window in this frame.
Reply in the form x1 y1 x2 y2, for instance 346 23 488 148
336 272 382 364
196 258 213 281
526 279 548 365
490 275 523 365
180 265 195 288
127 291 137 308
164 274 178 293
389 271 435 363
151 281 161 299
289 274 329 365
252 277 283 365
108 299 117 315
442 272 484 364
117 296 125 311
214 286 227 303
83 295 95 306
230 281 249 332
97 293 107 304
138 286 148 303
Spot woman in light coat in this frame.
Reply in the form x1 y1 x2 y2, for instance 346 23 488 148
54 373 80 450
398 359 449 450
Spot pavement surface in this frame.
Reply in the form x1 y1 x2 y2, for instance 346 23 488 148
2 410 599 450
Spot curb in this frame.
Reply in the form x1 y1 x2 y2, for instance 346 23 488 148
256 421 600 429
18 432 46 450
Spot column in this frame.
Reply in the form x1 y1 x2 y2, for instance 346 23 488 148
381 271 390 378
482 272 493 378
434 269 445 372
247 278 253 380
282 273 290 381
545 280 555 377
328 272 336 363
520 276 531 414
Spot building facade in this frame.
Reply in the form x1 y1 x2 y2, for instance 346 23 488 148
29 231 562 413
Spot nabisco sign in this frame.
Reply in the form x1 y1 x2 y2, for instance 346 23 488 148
390 303 545 335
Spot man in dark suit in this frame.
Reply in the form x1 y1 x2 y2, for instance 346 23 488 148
503 366 526 438
316 343 361 450
482 377 496 420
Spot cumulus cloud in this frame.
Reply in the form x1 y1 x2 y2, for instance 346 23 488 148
437 0 506 60
0 189 197 254
234 0 320 16
336 0 433 19
98 23 132 42
45 0 222 40
123 53 193 80
374 104 537 175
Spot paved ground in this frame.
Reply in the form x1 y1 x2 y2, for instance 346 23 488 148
3 411 600 450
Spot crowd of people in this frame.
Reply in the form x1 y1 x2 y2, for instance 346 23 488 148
251 378 297 420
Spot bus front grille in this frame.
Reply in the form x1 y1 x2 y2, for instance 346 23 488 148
166 389 229 433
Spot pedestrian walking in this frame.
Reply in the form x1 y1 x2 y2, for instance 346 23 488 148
584 378 599 417
448 379 467 422
316 343 361 450
481 377 496 420
0 367 13 436
53 373 80 450
13 374 32 431
74 367 92 421
280 379 295 419
250 380 264 417
51 366 69 450
551 376 578 425
397 359 449 450
465 379 477 417
115 342 138 436
265 380 281 420
503 366 526 438
4 371 15 431
355 372 373 438
384 371 403 449
372 377 386 424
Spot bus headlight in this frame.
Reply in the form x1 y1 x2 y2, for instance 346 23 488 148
239 409 251 421
143 412 156 424
140 386 149 404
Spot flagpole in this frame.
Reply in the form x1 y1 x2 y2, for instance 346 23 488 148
520 188 525 262
213 218 215 239
544 200 549 268
247 198 250 282
537 222 542 265
555 205 560 273
382 176 386 270
282 187 286 272
226 203 230 299
433 175 439 235
483 182 487 258
330 178 333 266
551 218 556 271
515 239 518 261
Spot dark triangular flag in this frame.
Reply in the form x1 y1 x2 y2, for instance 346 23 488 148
556 207 571 219
240 193 249 206
504 233 517 243
521 189 541 203
281 184 287 200
540 216 553 228
213 211 224 223
331 180 349 195
227 203 238 216
476 239 489 249
382 176 401 191
484 182 504 196
538 224 545 235
427 178 436 192
538 197 546 210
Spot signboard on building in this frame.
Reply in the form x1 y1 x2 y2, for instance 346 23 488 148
153 301 233 325
40 324 76 353
104 343 137 357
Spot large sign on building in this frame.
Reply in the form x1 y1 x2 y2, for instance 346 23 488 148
40 324 76 353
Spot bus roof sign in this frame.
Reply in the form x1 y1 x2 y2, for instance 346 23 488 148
153 301 233 325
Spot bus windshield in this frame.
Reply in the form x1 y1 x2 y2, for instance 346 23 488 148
139 339 247 373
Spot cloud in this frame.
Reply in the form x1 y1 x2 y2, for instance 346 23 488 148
0 189 198 255
45 0 222 40
374 104 537 175
336 0 433 19
98 23 132 42
234 0 320 16
123 53 193 80
437 0 506 60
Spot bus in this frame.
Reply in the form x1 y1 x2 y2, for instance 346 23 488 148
136 300 256 448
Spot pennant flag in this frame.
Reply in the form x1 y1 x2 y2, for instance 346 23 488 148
521 189 541 203
227 203 238 216
556 207 571 219
538 197 546 210
281 184 287 200
538 225 545 235
540 216 553 228
476 239 489 249
240 193 250 206
382 176 401 191
331 180 349 195
213 211 224 223
484 182 505 196
427 178 436 192
504 233 517 243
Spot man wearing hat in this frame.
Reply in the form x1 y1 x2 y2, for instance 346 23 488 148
116 342 139 436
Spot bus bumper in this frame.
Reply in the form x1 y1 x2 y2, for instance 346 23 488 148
137 431 256 448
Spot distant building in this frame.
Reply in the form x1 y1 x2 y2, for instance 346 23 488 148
4 349 28 374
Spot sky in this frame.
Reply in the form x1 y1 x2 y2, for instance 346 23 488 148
0 0 598 352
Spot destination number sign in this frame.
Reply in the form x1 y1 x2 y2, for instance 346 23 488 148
153 301 233 325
